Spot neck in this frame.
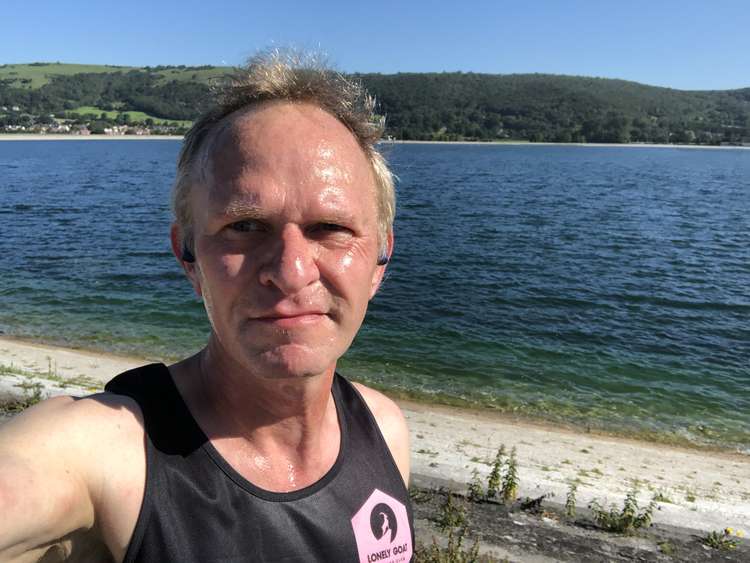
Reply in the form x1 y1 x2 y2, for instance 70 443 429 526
170 339 341 490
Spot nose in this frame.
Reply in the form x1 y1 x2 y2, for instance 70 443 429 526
258 225 320 294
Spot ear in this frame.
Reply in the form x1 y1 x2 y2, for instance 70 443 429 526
170 223 202 297
369 230 394 299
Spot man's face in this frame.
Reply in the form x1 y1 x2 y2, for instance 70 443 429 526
181 102 388 378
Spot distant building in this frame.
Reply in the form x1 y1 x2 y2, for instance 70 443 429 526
126 127 150 136
104 125 129 135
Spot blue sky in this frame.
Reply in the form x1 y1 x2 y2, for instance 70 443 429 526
2 0 748 90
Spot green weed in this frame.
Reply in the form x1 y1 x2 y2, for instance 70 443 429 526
2 381 45 415
657 541 675 555
415 525 482 562
485 446 505 500
435 492 467 532
565 482 578 519
500 447 519 503
467 469 484 502
702 528 744 551
588 485 657 534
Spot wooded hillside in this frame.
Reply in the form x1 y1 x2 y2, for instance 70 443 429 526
1 63 748 143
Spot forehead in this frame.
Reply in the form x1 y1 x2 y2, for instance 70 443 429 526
196 102 376 214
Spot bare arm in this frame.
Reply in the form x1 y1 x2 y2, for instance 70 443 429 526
352 383 411 487
0 396 97 561
0 393 144 562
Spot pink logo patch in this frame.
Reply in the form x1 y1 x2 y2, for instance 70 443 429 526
351 489 412 563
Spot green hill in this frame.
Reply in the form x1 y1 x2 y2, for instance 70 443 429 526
358 72 750 143
1 63 748 144
0 62 230 89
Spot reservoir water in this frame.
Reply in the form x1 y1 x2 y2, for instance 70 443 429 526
1 140 748 451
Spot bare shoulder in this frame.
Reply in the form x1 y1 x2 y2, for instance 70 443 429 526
351 382 410 486
0 392 146 561
0 392 144 470
1 391 145 467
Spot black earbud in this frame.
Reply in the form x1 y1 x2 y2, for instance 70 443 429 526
377 254 389 266
182 245 196 263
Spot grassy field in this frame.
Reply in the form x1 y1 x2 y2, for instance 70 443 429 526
151 66 232 86
0 63 134 88
0 63 232 89
66 106 192 127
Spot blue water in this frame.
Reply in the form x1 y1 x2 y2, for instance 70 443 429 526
1 140 749 450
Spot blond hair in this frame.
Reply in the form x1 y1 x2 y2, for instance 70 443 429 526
172 49 395 258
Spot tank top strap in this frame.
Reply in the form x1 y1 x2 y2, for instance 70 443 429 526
104 363 206 456
332 373 409 497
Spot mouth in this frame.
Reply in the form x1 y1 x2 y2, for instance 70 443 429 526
251 311 329 329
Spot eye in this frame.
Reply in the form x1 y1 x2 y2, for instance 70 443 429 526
309 222 353 237
228 219 266 233
315 223 348 232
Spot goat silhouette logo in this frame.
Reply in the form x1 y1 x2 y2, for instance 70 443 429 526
351 489 412 563
370 503 397 542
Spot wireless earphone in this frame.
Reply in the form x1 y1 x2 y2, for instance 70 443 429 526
182 245 196 263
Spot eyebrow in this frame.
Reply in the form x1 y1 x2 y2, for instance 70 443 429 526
217 202 359 225
222 201 265 219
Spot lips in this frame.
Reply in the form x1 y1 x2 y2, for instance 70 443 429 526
250 308 329 328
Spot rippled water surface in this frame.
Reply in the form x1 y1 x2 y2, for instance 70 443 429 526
1 140 749 450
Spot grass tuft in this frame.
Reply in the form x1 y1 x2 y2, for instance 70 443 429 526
1 381 45 415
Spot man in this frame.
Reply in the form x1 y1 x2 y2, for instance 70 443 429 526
0 51 413 562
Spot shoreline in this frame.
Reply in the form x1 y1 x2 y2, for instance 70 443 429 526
1 335 748 535
2 334 745 455
388 139 750 150
0 134 183 141
1 133 749 150
363 380 748 456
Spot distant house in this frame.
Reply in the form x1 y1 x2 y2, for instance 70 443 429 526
104 125 128 135
126 127 149 136
48 123 71 133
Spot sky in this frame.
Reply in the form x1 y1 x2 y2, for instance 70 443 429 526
2 0 749 91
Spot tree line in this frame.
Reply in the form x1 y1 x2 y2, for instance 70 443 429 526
357 72 750 144
1 66 749 144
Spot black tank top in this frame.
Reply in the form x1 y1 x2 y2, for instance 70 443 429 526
105 364 414 563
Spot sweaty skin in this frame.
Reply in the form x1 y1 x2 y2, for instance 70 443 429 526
165 103 403 492
0 101 409 562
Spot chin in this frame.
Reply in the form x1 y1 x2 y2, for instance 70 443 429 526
252 344 339 380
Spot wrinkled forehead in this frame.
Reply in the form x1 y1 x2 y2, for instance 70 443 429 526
193 102 374 197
